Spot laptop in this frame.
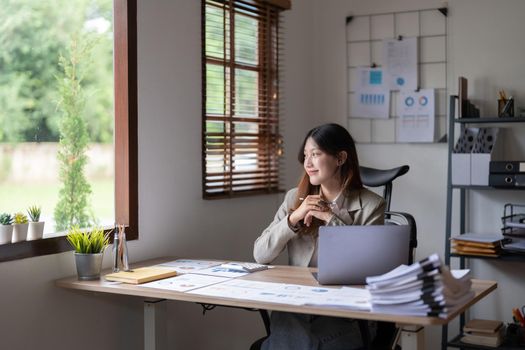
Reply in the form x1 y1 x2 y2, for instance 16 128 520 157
316 225 410 285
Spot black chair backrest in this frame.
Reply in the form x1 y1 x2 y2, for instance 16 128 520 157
359 165 416 264
359 165 409 211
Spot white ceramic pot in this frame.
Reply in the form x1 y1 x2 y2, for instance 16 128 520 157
0 225 13 245
12 223 29 243
27 221 45 241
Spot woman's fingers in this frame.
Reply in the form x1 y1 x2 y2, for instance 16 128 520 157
304 213 312 227
304 209 332 226
294 196 329 226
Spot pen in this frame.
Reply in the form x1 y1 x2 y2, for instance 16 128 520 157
299 197 330 206
502 96 514 115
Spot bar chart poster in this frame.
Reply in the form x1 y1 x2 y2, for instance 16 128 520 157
350 89 390 119
350 67 390 119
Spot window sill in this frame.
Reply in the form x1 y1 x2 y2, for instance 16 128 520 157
0 236 72 262
0 227 137 263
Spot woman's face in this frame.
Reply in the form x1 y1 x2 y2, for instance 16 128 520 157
303 137 340 186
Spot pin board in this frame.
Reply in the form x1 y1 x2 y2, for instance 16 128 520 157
346 8 448 143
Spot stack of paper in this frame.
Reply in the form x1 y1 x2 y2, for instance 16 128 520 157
365 254 473 317
461 319 504 348
451 233 504 257
502 237 525 253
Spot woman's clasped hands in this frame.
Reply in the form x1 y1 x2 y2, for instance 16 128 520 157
289 195 334 228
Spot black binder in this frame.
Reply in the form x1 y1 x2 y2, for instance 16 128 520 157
489 161 525 174
489 174 525 187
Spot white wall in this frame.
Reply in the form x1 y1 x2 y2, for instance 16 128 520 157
311 0 525 348
1 1 525 350
0 0 315 349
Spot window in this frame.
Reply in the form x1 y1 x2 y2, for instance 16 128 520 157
0 0 137 262
202 0 290 198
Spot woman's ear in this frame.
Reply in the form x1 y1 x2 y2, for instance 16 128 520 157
338 151 348 165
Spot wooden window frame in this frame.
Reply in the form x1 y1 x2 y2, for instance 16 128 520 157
202 0 287 199
0 0 138 263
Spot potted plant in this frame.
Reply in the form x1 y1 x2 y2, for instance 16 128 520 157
12 212 29 243
26 205 45 241
0 213 13 245
66 226 110 280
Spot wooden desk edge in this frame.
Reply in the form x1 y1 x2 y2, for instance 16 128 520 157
55 259 498 326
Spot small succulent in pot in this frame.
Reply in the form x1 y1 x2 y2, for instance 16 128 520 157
0 213 14 244
12 212 29 243
0 213 13 225
13 212 28 224
26 206 45 241
27 206 42 222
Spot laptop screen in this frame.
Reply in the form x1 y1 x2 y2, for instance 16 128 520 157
317 225 410 285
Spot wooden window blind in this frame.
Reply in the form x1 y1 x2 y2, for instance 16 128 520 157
202 0 287 199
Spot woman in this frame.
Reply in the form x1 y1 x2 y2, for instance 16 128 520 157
253 123 385 350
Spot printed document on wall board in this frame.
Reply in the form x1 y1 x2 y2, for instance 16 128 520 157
383 37 418 90
350 67 390 119
397 89 435 142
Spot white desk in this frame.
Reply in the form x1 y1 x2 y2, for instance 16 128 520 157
56 258 497 350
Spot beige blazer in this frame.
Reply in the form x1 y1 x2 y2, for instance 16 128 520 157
253 187 385 267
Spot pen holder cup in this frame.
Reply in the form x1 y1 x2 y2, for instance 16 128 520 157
506 324 525 346
498 98 514 117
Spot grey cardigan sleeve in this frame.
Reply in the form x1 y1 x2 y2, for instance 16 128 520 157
253 189 297 264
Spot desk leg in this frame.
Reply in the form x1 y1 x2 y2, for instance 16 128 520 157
144 299 167 350
399 325 425 350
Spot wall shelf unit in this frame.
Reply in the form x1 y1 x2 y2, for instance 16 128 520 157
443 95 525 350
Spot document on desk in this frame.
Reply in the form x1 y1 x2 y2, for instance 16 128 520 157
188 280 371 310
139 273 230 292
305 287 371 311
189 266 250 278
154 259 224 274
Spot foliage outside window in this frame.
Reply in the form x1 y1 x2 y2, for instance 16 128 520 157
0 0 136 263
0 0 114 236
202 0 288 198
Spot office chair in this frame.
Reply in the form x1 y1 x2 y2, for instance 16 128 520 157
358 165 417 350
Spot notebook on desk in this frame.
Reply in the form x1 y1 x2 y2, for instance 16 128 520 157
105 266 177 284
316 225 410 285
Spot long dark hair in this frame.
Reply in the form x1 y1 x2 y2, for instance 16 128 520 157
292 123 363 231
